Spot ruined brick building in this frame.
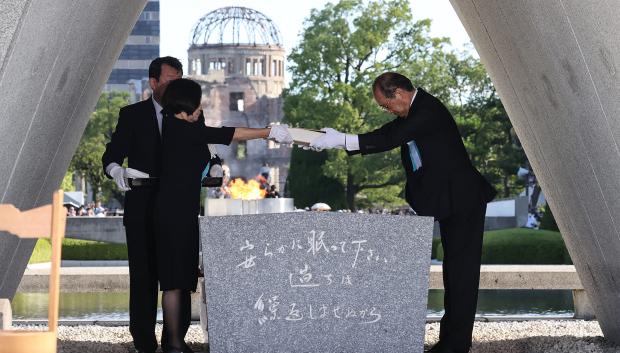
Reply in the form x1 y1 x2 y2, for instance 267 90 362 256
187 6 290 193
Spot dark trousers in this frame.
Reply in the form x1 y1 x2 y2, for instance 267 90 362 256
125 205 159 352
438 202 487 352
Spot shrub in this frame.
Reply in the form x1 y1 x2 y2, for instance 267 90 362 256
539 203 560 231
431 237 441 259
435 228 571 264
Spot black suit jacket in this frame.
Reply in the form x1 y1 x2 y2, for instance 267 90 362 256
102 98 162 225
351 88 496 220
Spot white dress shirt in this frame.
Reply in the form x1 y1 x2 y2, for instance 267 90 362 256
152 96 163 136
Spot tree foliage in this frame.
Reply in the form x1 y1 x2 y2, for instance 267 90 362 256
67 91 130 202
447 54 527 198
284 0 527 209
284 0 444 210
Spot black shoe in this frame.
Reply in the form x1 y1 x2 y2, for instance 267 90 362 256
425 342 442 353
182 343 195 353
162 343 194 353
425 342 469 353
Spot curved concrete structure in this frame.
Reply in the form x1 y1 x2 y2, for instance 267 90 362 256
450 0 620 342
0 0 147 299
2 0 620 344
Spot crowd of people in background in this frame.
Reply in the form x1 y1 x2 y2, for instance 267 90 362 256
65 201 109 217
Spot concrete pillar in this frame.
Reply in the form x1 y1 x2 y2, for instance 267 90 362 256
573 289 595 320
0 0 147 300
197 278 209 343
450 0 620 342
190 278 203 321
0 298 11 329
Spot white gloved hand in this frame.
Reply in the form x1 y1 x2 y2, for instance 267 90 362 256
309 128 346 150
125 167 149 179
109 166 149 191
109 165 130 191
268 124 293 144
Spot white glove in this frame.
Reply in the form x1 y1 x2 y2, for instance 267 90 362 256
109 165 149 191
125 167 149 179
268 124 293 144
309 128 346 151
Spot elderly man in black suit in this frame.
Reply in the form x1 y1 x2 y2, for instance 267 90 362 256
310 72 496 353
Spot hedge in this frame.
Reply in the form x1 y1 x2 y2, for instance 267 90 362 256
29 228 570 265
539 203 560 231
434 228 571 264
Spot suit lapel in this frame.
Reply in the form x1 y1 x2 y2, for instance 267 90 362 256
143 98 161 142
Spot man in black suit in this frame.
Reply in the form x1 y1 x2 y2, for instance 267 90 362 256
102 56 183 353
310 72 496 353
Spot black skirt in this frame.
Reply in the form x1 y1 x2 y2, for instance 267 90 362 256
154 112 234 290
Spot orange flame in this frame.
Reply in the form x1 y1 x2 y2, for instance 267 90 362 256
228 178 267 200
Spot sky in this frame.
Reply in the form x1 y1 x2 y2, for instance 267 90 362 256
160 0 475 80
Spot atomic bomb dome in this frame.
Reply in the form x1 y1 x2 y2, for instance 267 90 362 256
186 7 289 195
190 6 283 47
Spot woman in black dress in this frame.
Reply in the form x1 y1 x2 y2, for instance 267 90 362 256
155 78 291 353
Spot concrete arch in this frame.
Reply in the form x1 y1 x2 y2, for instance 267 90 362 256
0 0 147 299
450 0 620 342
1 0 620 343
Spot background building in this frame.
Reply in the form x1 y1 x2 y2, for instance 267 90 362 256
103 0 160 101
187 7 291 193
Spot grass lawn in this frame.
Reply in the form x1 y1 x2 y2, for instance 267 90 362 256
29 238 128 264
29 228 568 264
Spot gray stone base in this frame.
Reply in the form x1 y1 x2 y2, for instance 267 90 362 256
190 280 201 321
0 298 11 329
572 289 595 320
191 278 210 344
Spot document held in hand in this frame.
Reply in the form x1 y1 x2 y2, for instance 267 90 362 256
287 128 326 146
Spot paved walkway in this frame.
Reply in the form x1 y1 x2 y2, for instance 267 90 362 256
10 320 614 353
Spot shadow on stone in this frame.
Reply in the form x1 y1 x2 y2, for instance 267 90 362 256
471 335 616 353
58 340 134 353
58 340 207 353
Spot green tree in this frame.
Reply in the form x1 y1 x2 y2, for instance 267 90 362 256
284 0 529 209
284 0 452 210
60 170 75 191
447 54 527 197
69 91 130 202
286 148 347 209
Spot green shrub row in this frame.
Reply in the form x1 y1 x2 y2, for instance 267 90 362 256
30 228 569 265
433 228 571 264
539 203 560 231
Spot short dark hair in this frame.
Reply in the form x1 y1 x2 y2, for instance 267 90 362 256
149 56 183 80
372 72 414 98
161 78 202 115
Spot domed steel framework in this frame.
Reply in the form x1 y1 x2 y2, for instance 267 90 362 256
191 7 283 47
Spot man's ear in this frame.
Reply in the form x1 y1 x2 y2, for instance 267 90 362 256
395 88 406 98
148 77 158 91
